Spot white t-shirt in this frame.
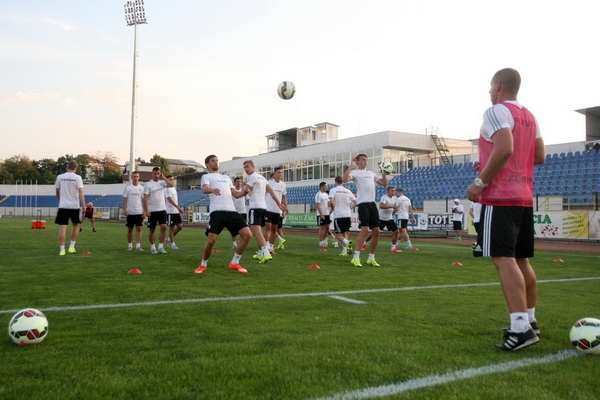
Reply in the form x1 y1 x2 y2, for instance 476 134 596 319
315 190 330 216
379 194 396 221
470 202 482 223
165 187 179 214
201 173 236 213
232 188 247 214
348 169 380 204
329 185 356 218
55 172 83 209
266 178 286 214
143 179 168 212
452 203 464 222
246 172 268 210
395 195 412 220
122 183 144 215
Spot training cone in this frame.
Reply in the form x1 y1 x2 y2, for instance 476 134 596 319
320 248 327 252
82 250 91 254
452 261 463 266
128 268 142 274
553 258 564 263
412 247 419 251
309 264 321 269
212 249 220 253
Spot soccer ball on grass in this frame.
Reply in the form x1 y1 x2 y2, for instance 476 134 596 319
8 308 49 345
277 81 296 100
569 317 600 354
379 161 393 175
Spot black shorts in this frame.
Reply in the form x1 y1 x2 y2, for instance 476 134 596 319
55 208 81 226
317 215 331 226
148 210 168 230
265 211 282 226
357 202 379 230
333 217 351 234
398 219 409 229
379 219 398 232
167 213 182 226
125 214 144 228
238 212 247 224
453 221 463 231
474 205 534 258
205 211 248 237
248 208 267 227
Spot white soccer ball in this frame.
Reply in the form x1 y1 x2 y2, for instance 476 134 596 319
380 161 393 175
569 317 600 354
8 308 49 345
277 81 296 100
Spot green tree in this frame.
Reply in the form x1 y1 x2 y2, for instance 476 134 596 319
32 158 57 184
2 155 40 183
150 154 170 176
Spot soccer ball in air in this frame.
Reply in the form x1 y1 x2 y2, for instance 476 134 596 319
380 162 393 175
277 81 296 100
8 308 49 345
569 317 600 354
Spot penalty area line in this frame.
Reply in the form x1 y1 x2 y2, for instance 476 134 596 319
310 349 580 400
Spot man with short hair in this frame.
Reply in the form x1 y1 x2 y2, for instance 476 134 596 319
315 182 331 248
165 175 184 249
143 167 173 254
343 154 387 267
265 167 287 253
328 176 357 256
54 160 86 256
122 171 145 251
394 188 415 250
230 177 248 250
243 160 287 263
467 67 545 351
80 202 97 232
196 155 252 274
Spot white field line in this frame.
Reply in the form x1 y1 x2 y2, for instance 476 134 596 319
328 295 368 304
1 276 599 315
310 349 581 400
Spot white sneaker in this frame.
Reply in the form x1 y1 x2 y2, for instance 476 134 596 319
151 247 157 254
158 247 168 254
170 243 179 250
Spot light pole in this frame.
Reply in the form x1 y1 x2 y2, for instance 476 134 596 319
124 0 147 179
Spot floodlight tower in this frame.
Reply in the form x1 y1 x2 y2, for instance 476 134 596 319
124 0 147 179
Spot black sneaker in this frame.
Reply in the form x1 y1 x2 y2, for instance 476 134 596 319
495 327 539 352
502 320 541 336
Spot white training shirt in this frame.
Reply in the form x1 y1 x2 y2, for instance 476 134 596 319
201 173 236 213
232 187 247 215
143 179 168 212
348 169 380 204
328 185 356 218
315 190 330 216
55 171 83 209
395 195 412 220
122 183 144 215
165 187 179 214
266 178 286 214
469 202 482 223
246 172 268 210
379 194 396 221
451 203 464 222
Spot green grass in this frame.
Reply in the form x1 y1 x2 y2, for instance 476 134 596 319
1 218 599 399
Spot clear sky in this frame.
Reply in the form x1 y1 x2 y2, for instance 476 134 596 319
2 1 599 165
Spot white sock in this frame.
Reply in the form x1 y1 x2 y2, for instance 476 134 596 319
528 308 536 322
69 241 76 249
510 312 530 333
60 245 65 252
367 253 375 261
353 251 360 258
135 243 141 249
158 243 164 250
261 246 270 256
407 240 412 247
391 244 396 250
342 239 349 246
232 253 241 264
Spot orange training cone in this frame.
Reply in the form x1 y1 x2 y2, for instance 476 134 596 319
553 258 564 263
212 249 220 253
452 261 463 266
82 250 91 255
320 248 327 252
309 264 321 269
128 268 142 274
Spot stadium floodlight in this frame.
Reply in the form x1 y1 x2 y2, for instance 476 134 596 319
124 0 148 179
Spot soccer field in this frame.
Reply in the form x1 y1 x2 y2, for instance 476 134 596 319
1 218 599 400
